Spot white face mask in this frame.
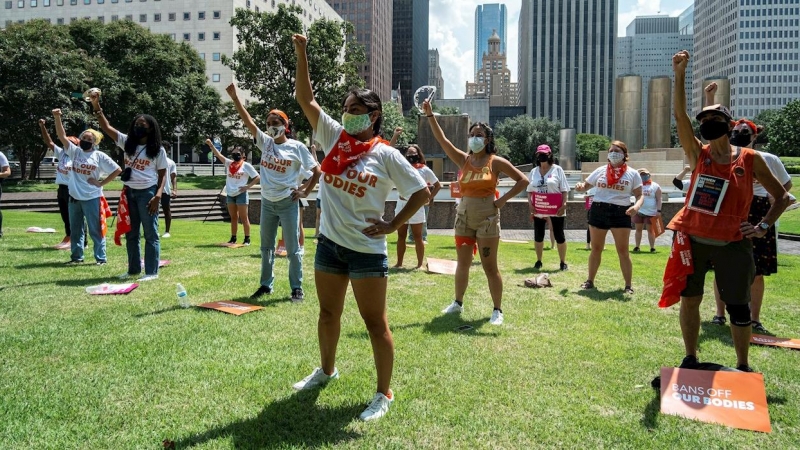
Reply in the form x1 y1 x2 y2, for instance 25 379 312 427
468 136 486 152
266 125 285 138
608 152 625 165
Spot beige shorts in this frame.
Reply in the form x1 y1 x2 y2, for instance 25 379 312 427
454 196 501 239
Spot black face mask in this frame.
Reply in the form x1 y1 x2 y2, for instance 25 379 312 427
699 121 730 141
537 154 550 163
79 140 94 151
231 154 242 162
133 126 149 138
729 131 753 147
406 155 420 164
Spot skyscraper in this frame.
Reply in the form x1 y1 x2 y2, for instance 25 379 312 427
693 0 800 118
466 30 518 107
474 4 507 75
392 0 429 114
428 49 444 100
326 0 393 101
518 0 617 136
678 4 693 36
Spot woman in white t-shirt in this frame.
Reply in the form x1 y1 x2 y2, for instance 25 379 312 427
0 150 10 238
225 84 321 302
526 144 570 271
394 144 441 269
291 34 429 422
208 141 260 246
632 168 662 253
39 118 81 246
52 109 122 264
90 93 168 281
575 140 643 294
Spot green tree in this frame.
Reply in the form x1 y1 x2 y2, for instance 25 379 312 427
381 101 409 146
576 134 610 162
225 5 365 140
753 109 780 146
434 106 460 115
495 115 562 166
766 100 800 157
670 118 700 148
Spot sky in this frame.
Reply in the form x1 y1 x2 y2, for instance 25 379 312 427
429 0 694 99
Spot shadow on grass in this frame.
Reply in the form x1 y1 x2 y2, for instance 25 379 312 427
641 390 661 430
171 389 361 449
55 276 125 287
388 314 499 337
16 261 79 269
133 305 184 317
574 288 631 302
250 295 292 308
5 246 66 252
698 322 733 348
767 394 786 405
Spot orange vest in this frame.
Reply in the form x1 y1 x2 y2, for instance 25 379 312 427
458 155 498 198
668 145 755 241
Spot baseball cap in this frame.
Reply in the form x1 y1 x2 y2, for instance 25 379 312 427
536 144 552 154
696 104 733 122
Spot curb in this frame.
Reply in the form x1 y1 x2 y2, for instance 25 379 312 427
778 233 800 242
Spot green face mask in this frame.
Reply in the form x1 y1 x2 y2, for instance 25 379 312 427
341 112 373 136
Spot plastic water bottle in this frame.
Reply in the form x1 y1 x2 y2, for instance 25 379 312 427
176 283 190 308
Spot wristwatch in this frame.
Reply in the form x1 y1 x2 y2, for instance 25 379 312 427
758 222 770 231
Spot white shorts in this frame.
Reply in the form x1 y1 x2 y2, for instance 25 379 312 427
395 199 426 225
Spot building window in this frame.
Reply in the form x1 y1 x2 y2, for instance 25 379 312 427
212 52 220 61
168 12 175 20
97 15 103 22
183 12 190 20
4 20 11 27
31 0 37 7
212 74 220 82
139 14 145 22
124 14 131 20
5 1 12 9
70 0 76 4
213 32 220 40
70 17 77 22
57 0 62 4
110 14 117 21
83 0 89 4
213 10 220 19
17 0 23 6
198 32 205 40
154 13 160 21
198 11 205 19
57 17 63 23
183 33 190 40
199 52 205 60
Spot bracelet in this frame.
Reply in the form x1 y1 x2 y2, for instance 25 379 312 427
426 114 433 117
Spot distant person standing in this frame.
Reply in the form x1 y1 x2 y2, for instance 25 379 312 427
39 118 80 246
0 149 10 238
208 141 259 246
527 144 570 271
632 168 662 253
161 152 177 238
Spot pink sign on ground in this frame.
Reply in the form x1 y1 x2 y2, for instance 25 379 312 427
85 283 139 295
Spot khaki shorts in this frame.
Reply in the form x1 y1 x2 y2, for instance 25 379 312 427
454 196 501 239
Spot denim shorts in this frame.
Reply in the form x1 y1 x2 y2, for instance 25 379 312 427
314 234 388 279
227 191 249 205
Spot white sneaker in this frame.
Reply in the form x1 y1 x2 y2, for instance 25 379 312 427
359 390 394 421
137 274 159 282
441 301 463 314
490 309 504 325
162 232 171 238
292 367 339 390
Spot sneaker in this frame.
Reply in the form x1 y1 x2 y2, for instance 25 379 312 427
559 262 568 271
710 315 727 326
441 301 463 314
292 367 339 390
533 261 543 270
751 321 769 334
64 259 84 265
228 236 237 244
243 237 251 246
624 286 634 294
490 309 504 325
95 261 107 266
291 288 304 303
359 390 394 421
162 232 171 238
580 280 595 290
137 274 159 282
250 285 272 299
423 239 428 245
633 247 640 252
679 355 699 369
650 248 656 253
736 364 755 373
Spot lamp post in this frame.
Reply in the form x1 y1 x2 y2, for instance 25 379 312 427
174 126 184 170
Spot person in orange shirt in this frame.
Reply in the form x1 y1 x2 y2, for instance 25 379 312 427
422 100 528 326
669 50 790 372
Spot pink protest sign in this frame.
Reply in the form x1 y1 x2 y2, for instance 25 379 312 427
531 193 562 215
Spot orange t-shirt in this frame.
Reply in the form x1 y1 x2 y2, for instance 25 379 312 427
668 145 755 241
459 155 498 198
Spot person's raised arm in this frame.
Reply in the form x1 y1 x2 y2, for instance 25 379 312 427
51 109 71 150
89 91 120 143
293 34 322 133
225 84 258 137
205 138 227 165
704 82 718 107
672 51 702 170
492 157 529 208
421 99 468 167
38 119 56 150
389 127 403 147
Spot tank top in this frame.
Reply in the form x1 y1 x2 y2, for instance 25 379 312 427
668 145 755 241
458 154 498 198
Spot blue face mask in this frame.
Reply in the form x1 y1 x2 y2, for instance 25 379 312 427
341 112 374 136
468 136 485 152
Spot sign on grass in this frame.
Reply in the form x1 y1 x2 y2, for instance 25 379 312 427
197 301 263 316
751 334 800 350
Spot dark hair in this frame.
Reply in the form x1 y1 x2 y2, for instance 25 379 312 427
535 151 555 167
468 122 496 154
267 112 296 140
341 88 383 137
124 114 163 159
406 144 426 165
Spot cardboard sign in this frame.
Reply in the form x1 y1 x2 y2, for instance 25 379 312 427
27 227 56 233
217 243 245 248
449 182 462 199
531 192 562 215
660 367 771 433
85 283 139 295
275 239 287 257
751 334 800 350
197 301 263 316
585 196 594 210
426 258 457 275
651 215 666 237
688 174 730 216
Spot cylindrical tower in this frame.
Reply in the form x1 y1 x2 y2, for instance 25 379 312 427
559 128 577 170
647 76 672 149
614 75 643 152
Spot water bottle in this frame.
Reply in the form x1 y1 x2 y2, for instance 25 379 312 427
176 283 190 308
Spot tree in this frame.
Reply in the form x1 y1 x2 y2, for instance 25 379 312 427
670 118 700 148
494 115 562 166
225 5 365 141
434 106 460 115
766 100 800 157
753 109 780 146
576 134 610 162
380 101 409 146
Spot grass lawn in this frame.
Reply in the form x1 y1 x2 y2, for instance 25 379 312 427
2 175 226 193
1 211 799 449
778 175 800 235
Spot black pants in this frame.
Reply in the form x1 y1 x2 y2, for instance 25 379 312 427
57 184 71 236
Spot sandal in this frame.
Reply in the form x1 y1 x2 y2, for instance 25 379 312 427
710 315 726 326
580 280 595 289
633 247 640 252
624 286 634 294
650 248 656 253
751 321 769 334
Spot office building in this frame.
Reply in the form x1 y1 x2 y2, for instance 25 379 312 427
466 30 518 107
428 48 444 100
392 0 429 114
474 3 507 75
678 4 693 35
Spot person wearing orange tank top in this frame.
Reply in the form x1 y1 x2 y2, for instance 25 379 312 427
667 50 790 373
422 100 528 326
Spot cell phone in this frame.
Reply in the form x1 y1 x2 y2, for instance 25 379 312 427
454 325 474 332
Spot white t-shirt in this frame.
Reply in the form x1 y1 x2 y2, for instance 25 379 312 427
0 151 8 169
115 134 169 190
639 181 661 216
163 158 177 196
316 111 427 254
753 151 791 198
255 129 318 202
223 158 259 194
53 145 73 186
586 165 643 207
527 164 570 217
400 166 439 200
64 142 120 201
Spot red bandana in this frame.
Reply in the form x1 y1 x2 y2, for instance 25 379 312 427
659 231 694 308
228 160 243 177
320 131 387 175
412 163 426 169
605 163 628 186
642 179 652 185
